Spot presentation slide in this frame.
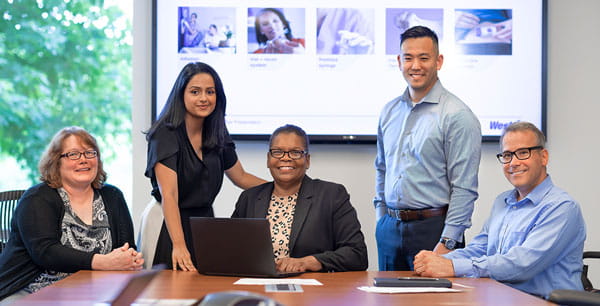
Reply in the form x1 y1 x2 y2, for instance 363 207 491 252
154 0 545 141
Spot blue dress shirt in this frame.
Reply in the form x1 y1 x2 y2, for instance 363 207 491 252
444 175 586 298
374 80 481 241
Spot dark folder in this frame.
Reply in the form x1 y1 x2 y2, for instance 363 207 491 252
373 277 452 288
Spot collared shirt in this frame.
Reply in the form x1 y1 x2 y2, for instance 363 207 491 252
444 175 586 298
374 80 481 241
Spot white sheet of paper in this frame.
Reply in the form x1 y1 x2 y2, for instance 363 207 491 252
234 278 323 285
357 286 461 294
129 299 198 305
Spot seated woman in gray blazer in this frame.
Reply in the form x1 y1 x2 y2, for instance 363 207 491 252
231 124 368 273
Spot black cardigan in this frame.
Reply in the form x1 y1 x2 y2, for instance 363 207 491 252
232 175 368 272
0 183 136 299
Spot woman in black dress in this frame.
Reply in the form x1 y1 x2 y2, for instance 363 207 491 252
145 62 265 271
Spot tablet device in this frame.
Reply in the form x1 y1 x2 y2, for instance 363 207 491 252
373 277 452 288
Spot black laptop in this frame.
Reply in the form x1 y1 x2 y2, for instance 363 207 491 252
190 217 301 278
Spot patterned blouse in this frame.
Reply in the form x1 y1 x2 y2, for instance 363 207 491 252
266 193 298 259
24 188 112 293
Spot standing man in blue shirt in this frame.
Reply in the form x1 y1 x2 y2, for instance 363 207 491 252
413 122 586 298
374 25 481 271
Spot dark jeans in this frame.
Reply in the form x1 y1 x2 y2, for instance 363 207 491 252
376 214 447 271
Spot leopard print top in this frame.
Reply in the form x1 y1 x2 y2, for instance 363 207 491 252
266 192 298 259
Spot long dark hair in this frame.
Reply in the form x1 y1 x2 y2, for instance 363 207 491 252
146 62 228 150
254 8 294 45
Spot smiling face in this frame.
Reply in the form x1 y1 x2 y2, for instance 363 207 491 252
257 10 285 41
59 135 98 189
501 130 548 200
268 132 310 188
184 73 217 121
398 37 443 101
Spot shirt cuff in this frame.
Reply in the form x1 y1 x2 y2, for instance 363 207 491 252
446 257 475 277
373 199 386 209
441 224 465 242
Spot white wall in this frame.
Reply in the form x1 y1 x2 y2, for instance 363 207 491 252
133 0 600 285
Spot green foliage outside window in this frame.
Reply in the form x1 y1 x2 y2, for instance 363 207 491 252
0 0 131 182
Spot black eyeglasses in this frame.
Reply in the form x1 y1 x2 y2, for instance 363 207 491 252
60 150 98 160
496 146 543 164
269 149 307 160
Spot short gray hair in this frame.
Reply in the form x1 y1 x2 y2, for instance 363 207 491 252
499 121 546 150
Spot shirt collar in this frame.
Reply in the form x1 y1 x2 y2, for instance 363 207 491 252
505 174 553 207
401 79 443 105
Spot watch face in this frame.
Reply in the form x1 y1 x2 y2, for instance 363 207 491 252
444 239 456 250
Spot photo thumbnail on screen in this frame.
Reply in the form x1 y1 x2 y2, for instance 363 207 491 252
178 6 236 54
248 7 306 54
316 8 375 55
455 9 513 55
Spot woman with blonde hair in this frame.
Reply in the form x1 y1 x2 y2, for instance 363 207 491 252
0 126 141 304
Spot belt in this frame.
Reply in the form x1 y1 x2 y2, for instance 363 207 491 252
386 206 448 222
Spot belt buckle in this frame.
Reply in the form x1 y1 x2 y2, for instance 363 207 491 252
392 209 401 220
399 210 410 221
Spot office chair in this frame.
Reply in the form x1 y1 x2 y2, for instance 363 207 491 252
582 251 600 292
0 189 25 253
137 198 163 269
548 289 600 306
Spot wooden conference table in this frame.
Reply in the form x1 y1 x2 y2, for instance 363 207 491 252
20 270 555 305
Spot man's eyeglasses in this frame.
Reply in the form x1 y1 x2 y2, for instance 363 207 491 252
496 146 543 164
269 149 307 160
60 150 98 160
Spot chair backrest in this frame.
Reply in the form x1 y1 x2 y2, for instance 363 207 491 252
582 251 600 292
0 190 26 253
548 289 600 306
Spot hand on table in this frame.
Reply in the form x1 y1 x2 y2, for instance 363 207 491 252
276 256 322 273
171 244 196 272
413 250 454 278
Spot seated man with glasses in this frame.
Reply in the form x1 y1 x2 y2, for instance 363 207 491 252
412 121 586 299
232 124 368 273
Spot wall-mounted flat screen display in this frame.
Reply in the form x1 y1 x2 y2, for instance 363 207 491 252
153 0 546 142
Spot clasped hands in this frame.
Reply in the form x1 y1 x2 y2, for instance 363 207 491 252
92 242 144 271
413 250 454 278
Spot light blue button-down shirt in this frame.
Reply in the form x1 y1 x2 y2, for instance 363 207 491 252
444 175 586 298
374 80 481 241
